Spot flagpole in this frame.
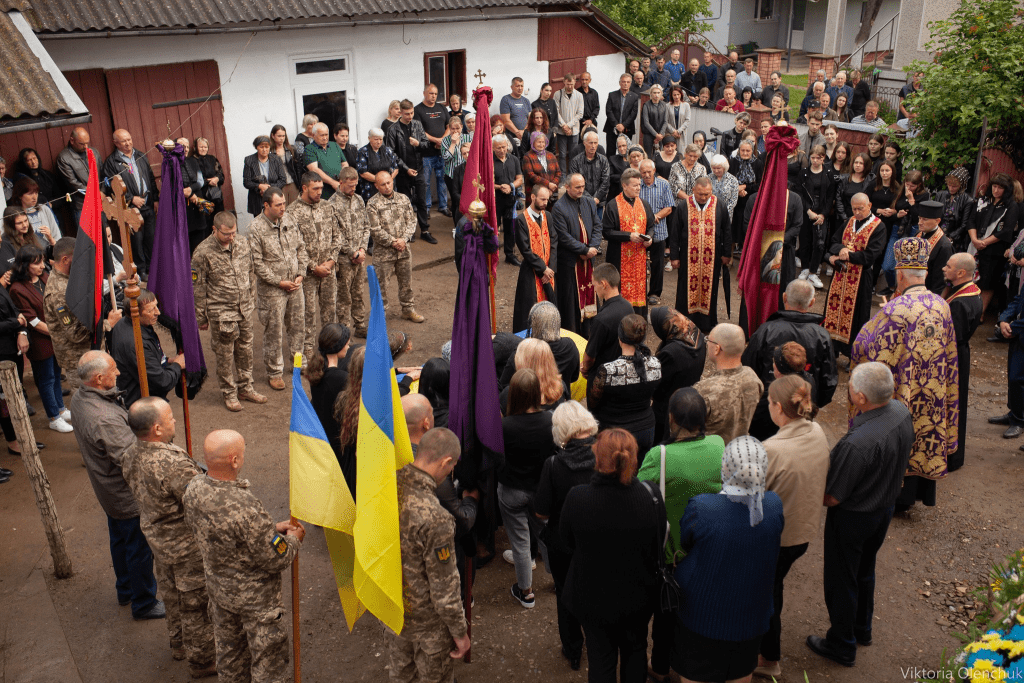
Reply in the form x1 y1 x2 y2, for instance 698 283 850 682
291 514 301 683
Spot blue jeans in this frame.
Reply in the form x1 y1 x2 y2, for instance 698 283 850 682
497 483 543 591
107 515 159 617
421 155 448 211
30 356 65 419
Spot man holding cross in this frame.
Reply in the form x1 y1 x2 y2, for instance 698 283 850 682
102 129 159 280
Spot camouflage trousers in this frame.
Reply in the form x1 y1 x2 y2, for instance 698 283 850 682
387 627 455 683
53 341 90 393
155 556 216 669
257 291 304 378
302 273 337 363
375 254 415 313
336 259 367 333
209 601 290 683
210 317 255 400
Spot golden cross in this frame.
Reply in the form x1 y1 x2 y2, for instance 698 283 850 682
471 173 485 202
473 69 486 86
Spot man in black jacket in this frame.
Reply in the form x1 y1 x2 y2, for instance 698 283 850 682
742 279 839 408
385 100 435 243
550 176 603 337
581 263 633 396
603 74 640 153
102 129 159 279
578 72 601 130
111 289 184 408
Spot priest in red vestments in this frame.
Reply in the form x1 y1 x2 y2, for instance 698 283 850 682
669 176 732 334
512 185 557 331
602 168 656 317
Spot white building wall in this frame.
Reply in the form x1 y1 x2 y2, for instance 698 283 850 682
585 52 627 137
43 14 558 225
700 0 733 53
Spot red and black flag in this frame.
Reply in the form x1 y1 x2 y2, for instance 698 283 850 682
66 148 115 345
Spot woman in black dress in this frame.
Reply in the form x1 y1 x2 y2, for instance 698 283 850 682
970 173 1019 320
192 137 226 232
356 128 400 202
796 145 835 286
653 136 681 181
649 307 706 443
729 141 764 246
869 161 903 285
835 153 875 226
306 323 351 460
335 345 365 498
691 131 713 174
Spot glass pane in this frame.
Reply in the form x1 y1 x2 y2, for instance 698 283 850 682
758 0 773 18
302 91 347 134
427 56 447 101
295 58 347 75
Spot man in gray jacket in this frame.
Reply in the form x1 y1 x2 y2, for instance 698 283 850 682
55 127 99 224
70 350 165 621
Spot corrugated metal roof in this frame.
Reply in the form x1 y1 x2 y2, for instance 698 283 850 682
0 10 69 120
4 0 566 33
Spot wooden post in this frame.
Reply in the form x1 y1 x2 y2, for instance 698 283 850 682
103 176 149 398
290 515 301 683
0 361 72 578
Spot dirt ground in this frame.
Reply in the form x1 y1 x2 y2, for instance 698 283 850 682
2 209 1022 683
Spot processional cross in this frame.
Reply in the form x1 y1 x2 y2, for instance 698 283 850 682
473 69 486 86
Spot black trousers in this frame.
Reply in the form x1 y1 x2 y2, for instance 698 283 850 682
1006 341 1024 426
547 546 584 659
496 193 516 259
761 542 809 661
798 216 826 274
581 612 651 683
396 169 430 233
132 206 156 272
823 506 892 657
649 240 666 297
649 599 676 676
107 514 159 618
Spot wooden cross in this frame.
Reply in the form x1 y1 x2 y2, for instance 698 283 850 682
473 69 486 86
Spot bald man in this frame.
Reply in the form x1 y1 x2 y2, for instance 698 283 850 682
55 126 100 223
695 323 764 443
123 398 215 676
367 170 424 322
102 128 159 278
184 430 304 683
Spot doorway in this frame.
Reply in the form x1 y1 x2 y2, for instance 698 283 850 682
290 51 358 142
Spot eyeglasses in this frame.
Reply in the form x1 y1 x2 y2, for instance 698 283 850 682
707 339 720 348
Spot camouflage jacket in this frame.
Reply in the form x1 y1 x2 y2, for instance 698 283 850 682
694 366 764 445
248 212 309 298
366 191 416 262
43 268 91 349
327 190 370 259
191 233 255 325
122 439 204 566
397 464 467 640
286 197 345 273
183 475 299 613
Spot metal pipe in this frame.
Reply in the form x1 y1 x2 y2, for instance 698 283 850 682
38 10 594 39
153 94 222 109
0 113 91 134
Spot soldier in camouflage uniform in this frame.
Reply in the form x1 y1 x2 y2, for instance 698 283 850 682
183 429 304 683
328 167 370 337
122 397 216 678
249 187 308 390
366 171 425 323
191 212 268 412
45 237 121 393
286 172 344 362
390 428 470 683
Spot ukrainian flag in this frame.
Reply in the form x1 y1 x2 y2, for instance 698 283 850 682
354 265 414 635
288 352 365 630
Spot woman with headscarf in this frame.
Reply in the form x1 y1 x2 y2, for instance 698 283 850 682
521 132 560 203
970 172 1019 319
559 428 665 683
532 400 599 672
709 154 739 222
691 131 713 174
14 148 57 204
756 374 830 679
417 357 450 428
638 387 725 683
936 166 975 252
608 134 631 199
641 85 670 159
673 436 784 683
589 314 662 454
649 307 706 443
192 137 226 230
306 323 351 459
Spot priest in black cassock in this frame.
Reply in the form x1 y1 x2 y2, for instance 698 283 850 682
943 252 982 472
669 176 732 334
822 192 888 358
917 200 955 294
512 185 557 332
550 173 603 338
602 168 656 318
739 187 804 325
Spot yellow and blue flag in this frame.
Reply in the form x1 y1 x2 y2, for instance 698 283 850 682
354 266 414 635
288 352 365 630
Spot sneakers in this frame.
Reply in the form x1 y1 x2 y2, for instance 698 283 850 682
510 583 535 609
402 309 425 323
48 416 73 433
798 269 810 280
59 408 71 422
502 549 536 570
420 231 438 245
808 273 824 289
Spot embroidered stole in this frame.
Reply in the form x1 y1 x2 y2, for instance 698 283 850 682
823 215 881 343
524 211 553 302
616 194 649 307
686 194 718 315
924 227 945 253
575 211 597 320
945 282 981 303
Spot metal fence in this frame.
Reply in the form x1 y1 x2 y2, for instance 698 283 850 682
871 85 903 115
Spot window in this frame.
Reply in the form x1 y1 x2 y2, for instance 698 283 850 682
423 50 467 104
295 58 347 76
755 0 774 19
302 90 347 133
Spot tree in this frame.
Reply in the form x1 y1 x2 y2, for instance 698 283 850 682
902 0 1024 178
593 0 711 47
854 0 886 44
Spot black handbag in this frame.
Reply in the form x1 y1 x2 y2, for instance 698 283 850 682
640 478 682 614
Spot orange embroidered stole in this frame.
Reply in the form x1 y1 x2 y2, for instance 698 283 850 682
946 282 981 303
823 215 881 343
524 210 553 302
616 194 648 307
924 227 945 253
686 195 718 315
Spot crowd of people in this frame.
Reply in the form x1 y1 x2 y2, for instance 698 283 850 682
0 47 1019 683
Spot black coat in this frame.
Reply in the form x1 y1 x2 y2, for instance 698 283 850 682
111 319 182 408
550 193 603 335
741 309 838 408
652 336 707 442
193 154 226 203
603 91 640 137
101 149 159 208
242 153 286 216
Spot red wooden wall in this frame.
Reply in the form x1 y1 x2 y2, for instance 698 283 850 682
538 17 619 90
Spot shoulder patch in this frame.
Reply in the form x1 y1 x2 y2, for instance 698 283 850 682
271 534 288 556
191 268 200 283
434 544 452 564
56 305 71 326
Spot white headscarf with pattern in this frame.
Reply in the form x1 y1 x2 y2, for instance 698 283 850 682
720 435 767 526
